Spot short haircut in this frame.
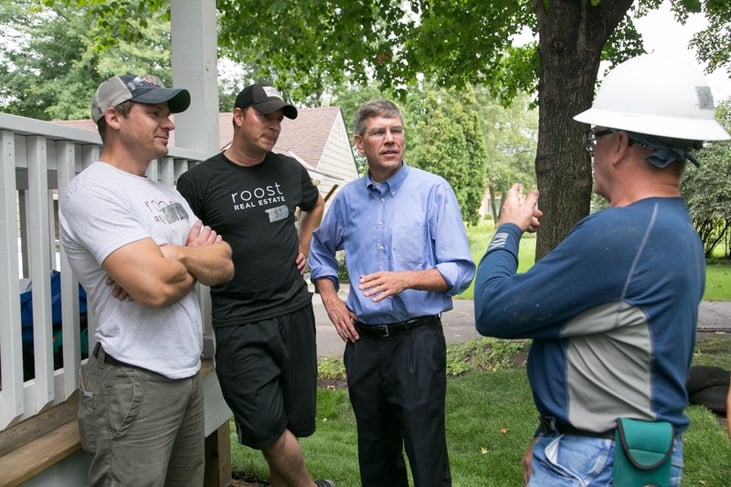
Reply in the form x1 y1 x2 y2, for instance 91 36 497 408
96 100 133 141
353 100 404 136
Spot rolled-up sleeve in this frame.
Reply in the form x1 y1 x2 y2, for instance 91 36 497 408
308 200 342 289
432 182 475 295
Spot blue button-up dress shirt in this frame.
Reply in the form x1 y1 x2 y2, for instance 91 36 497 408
309 162 475 324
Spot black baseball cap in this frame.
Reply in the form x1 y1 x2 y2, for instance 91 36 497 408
234 83 297 119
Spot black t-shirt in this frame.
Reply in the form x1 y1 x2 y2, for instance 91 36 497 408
177 151 320 325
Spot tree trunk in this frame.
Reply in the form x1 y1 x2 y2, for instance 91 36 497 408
532 0 633 260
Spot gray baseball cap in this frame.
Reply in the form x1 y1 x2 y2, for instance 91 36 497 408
91 74 191 123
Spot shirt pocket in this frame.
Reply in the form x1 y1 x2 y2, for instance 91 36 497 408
392 222 429 268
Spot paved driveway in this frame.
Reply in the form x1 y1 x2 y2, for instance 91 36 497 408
313 285 731 358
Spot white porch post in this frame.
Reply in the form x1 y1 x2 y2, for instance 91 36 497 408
169 4 232 485
170 0 220 154
169 0 219 355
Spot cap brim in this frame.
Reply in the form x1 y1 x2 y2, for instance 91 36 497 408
131 88 191 114
255 99 298 119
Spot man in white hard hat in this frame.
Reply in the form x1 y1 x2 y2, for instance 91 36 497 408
472 54 730 486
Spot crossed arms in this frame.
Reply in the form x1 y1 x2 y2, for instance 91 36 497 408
102 220 234 308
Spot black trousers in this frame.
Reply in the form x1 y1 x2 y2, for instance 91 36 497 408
344 317 451 487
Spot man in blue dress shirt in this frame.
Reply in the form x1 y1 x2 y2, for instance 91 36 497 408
309 99 475 487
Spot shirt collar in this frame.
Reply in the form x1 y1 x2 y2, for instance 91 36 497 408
366 161 409 194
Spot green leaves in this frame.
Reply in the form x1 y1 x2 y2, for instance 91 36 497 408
681 100 731 257
215 1 536 106
407 86 487 225
2 0 172 120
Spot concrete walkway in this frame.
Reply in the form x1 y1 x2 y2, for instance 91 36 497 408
313 285 731 358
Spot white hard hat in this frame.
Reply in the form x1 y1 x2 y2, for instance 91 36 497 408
574 54 730 141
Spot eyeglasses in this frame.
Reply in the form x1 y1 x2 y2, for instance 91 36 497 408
365 126 405 139
584 128 614 153
126 75 164 92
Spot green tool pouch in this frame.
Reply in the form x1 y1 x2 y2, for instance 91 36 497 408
613 418 674 487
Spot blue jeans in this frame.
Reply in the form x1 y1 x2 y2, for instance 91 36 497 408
527 433 683 486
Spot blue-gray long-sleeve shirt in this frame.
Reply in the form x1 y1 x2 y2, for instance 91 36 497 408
474 197 704 433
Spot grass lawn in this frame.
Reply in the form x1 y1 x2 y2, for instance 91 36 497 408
705 263 731 301
231 220 731 485
231 335 731 486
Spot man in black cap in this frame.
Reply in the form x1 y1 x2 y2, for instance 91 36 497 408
177 84 330 486
60 74 234 485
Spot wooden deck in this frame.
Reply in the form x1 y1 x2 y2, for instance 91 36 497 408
0 360 231 487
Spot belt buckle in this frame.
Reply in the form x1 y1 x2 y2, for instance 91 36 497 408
376 324 390 337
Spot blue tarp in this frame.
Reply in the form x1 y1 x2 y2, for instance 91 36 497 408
20 270 87 353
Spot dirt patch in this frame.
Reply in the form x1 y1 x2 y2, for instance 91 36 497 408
230 480 264 487
318 376 348 390
696 330 730 344
230 472 268 486
507 348 529 369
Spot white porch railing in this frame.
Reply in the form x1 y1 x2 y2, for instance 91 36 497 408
0 112 207 431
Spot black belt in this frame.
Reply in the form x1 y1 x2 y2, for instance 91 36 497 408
539 416 615 440
354 315 439 338
93 342 135 369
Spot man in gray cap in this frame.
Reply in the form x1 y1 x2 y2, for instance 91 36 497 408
60 74 234 485
177 84 331 486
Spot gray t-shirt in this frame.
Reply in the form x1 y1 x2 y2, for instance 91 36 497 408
60 162 202 379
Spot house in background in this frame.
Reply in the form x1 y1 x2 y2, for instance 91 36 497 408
58 106 360 208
